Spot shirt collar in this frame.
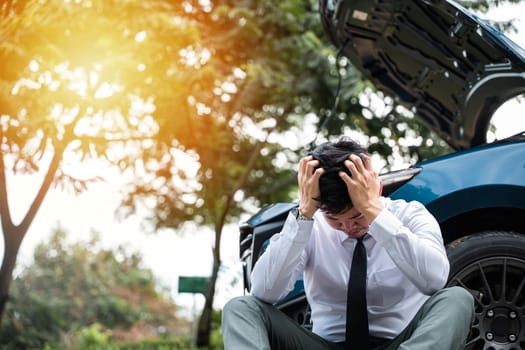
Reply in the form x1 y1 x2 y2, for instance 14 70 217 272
336 229 350 243
336 230 372 244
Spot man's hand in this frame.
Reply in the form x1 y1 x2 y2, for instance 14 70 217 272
297 155 324 219
339 154 384 222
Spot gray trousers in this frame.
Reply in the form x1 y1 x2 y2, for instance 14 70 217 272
222 286 474 350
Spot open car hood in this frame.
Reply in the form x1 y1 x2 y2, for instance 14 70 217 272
320 0 525 149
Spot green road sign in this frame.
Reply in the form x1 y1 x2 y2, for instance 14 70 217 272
178 276 209 294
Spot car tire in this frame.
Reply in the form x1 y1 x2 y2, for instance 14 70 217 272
446 231 525 350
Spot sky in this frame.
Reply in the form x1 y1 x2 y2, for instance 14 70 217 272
7 169 244 318
2 2 525 321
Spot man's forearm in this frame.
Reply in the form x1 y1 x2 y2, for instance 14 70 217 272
250 212 312 303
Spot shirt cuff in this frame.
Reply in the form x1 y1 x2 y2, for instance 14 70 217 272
281 211 314 244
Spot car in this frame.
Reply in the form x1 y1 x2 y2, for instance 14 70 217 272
238 1 525 349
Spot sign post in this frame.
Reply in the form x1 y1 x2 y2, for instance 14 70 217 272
178 276 210 346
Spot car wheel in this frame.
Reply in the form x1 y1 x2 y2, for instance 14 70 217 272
446 231 525 350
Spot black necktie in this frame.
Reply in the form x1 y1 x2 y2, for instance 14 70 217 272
346 236 369 350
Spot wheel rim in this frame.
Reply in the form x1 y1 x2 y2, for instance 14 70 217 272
447 256 525 350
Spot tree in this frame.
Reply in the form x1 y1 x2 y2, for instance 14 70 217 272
0 226 185 349
0 0 228 326
118 0 360 346
0 1 340 346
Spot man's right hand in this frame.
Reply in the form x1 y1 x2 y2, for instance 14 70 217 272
297 155 324 219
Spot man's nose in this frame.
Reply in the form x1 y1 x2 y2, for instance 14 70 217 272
341 220 357 231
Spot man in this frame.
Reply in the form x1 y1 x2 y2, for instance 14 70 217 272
223 137 474 349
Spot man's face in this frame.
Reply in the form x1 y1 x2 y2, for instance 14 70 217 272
322 207 369 238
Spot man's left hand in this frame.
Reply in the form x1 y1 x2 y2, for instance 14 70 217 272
339 154 384 222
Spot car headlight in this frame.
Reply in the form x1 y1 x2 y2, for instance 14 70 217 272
380 167 422 196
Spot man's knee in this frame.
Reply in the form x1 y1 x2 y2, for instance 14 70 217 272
435 286 475 323
224 295 260 314
441 287 474 309
223 295 267 325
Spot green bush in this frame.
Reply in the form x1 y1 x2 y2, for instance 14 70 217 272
0 230 184 349
77 323 112 348
116 337 193 350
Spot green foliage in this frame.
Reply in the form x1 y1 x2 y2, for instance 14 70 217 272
112 337 193 350
0 227 184 349
77 324 112 348
118 0 343 227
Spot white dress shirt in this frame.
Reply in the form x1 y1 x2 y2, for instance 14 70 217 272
250 197 449 342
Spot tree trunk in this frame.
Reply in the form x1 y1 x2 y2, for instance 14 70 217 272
195 246 221 348
0 227 24 323
0 141 64 324
194 138 269 348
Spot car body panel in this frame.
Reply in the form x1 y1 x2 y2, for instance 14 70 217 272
391 135 525 223
319 0 525 149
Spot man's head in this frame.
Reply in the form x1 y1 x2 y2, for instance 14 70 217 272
309 137 368 214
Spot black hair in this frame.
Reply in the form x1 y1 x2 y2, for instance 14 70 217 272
308 137 368 214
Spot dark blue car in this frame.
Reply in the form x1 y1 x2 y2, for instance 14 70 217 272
239 1 525 349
